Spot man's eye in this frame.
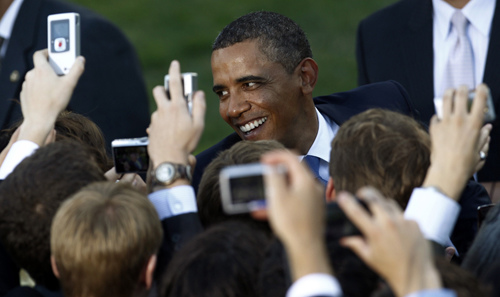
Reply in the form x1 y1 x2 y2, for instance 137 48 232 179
217 90 229 98
244 82 259 89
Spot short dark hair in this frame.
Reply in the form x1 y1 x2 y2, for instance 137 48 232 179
212 11 313 73
197 140 285 230
330 109 430 208
258 220 380 297
372 258 492 297
462 203 500 280
0 141 105 290
160 221 269 297
0 111 112 172
53 111 112 172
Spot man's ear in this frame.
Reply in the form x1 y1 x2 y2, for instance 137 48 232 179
50 255 60 279
142 254 157 290
297 58 318 95
326 177 336 202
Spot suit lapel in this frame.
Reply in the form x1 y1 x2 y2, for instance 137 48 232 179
398 0 435 123
0 0 42 128
483 0 500 105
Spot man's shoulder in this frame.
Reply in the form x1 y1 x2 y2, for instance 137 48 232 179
314 80 419 125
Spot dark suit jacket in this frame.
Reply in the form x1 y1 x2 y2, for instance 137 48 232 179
192 80 418 193
0 0 150 147
4 287 44 297
155 213 203 281
356 0 500 181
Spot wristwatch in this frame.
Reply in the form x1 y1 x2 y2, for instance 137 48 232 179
152 162 192 187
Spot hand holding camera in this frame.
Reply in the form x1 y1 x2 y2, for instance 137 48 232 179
19 49 85 146
338 187 442 297
259 150 331 280
425 84 489 200
147 60 205 187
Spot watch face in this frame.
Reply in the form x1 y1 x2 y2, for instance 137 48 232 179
156 163 175 183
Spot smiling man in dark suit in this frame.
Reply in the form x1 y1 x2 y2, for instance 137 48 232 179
356 0 500 198
192 11 419 191
0 0 149 147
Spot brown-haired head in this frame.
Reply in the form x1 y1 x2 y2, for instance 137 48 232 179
329 109 430 208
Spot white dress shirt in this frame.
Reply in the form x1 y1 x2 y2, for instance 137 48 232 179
0 0 24 57
287 272 457 297
299 108 339 182
433 0 496 97
405 187 461 247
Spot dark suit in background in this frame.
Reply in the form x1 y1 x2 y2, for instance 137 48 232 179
0 0 150 147
356 0 500 182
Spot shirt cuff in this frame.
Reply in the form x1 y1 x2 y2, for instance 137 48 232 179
405 289 456 297
148 185 197 220
0 140 39 179
404 187 461 246
286 274 342 297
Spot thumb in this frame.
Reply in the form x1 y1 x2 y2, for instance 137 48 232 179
65 56 86 87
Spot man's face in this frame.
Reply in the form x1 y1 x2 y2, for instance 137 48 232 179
211 40 310 149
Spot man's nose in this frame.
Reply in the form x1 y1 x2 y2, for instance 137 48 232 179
226 96 251 118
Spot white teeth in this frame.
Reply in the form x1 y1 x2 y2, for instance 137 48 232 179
239 117 267 133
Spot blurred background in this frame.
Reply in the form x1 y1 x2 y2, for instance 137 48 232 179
68 0 397 153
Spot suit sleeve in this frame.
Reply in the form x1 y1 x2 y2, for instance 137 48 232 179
148 187 203 279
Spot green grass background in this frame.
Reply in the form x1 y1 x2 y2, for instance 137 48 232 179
67 0 397 153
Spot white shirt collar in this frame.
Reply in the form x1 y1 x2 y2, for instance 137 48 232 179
304 108 337 163
0 0 24 39
433 0 456 41
462 0 496 37
433 0 495 41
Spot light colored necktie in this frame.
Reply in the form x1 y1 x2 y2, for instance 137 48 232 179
443 10 475 93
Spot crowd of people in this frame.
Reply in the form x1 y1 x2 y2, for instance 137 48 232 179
0 1 499 297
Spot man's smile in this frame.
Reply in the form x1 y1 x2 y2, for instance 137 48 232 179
238 117 268 133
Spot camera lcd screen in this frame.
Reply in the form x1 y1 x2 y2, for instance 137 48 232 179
229 174 265 204
51 20 69 38
50 19 70 53
113 146 149 173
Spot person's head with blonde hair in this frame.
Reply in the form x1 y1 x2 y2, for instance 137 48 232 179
51 181 162 297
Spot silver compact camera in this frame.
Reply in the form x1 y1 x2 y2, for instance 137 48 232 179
164 72 198 115
219 163 286 214
111 137 149 174
433 89 496 122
